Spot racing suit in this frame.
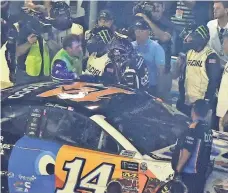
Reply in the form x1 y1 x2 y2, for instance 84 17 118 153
51 48 82 81
83 53 149 90
172 121 213 193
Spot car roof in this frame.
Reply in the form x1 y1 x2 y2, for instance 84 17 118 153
1 81 150 116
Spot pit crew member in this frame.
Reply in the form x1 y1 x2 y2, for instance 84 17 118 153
172 99 212 193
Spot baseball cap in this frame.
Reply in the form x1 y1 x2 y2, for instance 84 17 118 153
194 25 210 41
98 10 113 21
134 19 150 30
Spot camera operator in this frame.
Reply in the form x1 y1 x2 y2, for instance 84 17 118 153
1 1 22 84
133 1 174 101
15 9 51 84
44 1 84 57
24 0 51 16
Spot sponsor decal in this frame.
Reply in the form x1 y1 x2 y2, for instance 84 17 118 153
122 172 138 180
0 171 15 178
0 143 11 155
38 82 134 102
18 174 36 182
140 162 148 172
14 181 31 192
45 103 74 111
45 103 67 110
120 150 136 158
121 161 139 172
8 82 54 99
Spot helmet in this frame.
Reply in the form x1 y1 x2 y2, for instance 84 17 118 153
50 1 72 30
108 34 134 63
86 26 114 56
108 33 135 74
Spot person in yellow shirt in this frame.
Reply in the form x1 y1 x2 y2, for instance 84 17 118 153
16 22 51 84
183 25 222 130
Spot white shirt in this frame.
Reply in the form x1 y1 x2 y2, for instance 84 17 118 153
217 62 228 118
207 19 228 65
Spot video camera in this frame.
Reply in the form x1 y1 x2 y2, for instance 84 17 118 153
19 7 53 37
133 1 155 21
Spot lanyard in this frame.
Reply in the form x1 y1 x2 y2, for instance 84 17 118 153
217 26 225 45
217 23 226 56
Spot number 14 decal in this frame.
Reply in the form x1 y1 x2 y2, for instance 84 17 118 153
56 157 115 193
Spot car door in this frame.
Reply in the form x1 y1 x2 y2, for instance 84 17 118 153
41 106 154 193
1 104 63 193
1 104 31 193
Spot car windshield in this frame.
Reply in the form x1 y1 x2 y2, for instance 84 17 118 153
109 98 189 155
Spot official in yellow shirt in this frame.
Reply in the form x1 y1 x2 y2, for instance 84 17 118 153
182 25 222 130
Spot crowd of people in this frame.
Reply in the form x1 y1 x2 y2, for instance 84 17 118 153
1 1 228 193
2 0 227 132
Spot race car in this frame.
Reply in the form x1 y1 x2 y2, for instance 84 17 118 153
1 81 228 193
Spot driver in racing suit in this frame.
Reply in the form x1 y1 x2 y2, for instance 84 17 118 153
82 26 149 90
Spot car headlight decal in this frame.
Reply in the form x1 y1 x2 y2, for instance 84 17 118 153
35 152 56 175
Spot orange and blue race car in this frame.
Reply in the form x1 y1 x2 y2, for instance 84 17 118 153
1 81 228 193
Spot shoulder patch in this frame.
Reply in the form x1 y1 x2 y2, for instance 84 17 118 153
208 59 217 64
